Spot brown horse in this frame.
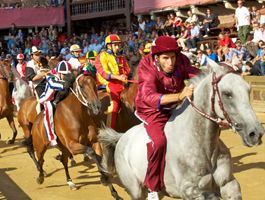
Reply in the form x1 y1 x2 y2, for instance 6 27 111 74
0 61 17 144
23 70 121 199
98 69 140 132
46 54 62 69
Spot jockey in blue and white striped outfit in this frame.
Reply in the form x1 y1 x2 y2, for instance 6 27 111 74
39 61 72 147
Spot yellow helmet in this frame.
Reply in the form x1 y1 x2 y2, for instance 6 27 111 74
105 34 122 46
143 43 152 53
86 51 98 59
70 44 80 52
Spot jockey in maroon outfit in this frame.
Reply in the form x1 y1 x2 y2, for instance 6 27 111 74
134 36 200 200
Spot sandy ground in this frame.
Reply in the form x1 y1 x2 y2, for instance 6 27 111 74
1 113 265 200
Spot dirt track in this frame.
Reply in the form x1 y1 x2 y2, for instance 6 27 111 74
1 113 265 200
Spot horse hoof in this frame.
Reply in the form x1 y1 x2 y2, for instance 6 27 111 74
83 156 89 162
69 184 77 191
36 177 44 185
6 140 14 144
70 160 76 167
43 171 48 177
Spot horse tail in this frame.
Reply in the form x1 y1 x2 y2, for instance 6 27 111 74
22 135 33 148
98 127 123 175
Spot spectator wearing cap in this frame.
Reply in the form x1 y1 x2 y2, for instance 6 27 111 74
246 23 261 57
185 23 201 51
223 47 236 63
16 54 27 81
234 40 251 62
196 50 207 68
217 33 236 61
235 0 250 45
242 61 261 76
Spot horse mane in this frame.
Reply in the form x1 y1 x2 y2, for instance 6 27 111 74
55 69 80 103
188 64 242 88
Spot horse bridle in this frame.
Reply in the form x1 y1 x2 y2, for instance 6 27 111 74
70 74 92 108
188 71 241 134
0 64 8 79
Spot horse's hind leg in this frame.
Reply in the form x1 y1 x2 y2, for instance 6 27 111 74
34 137 48 185
6 114 17 144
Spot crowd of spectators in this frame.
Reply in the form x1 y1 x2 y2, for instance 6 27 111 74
0 0 65 9
2 0 265 77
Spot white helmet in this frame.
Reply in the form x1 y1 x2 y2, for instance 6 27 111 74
17 53 24 60
70 44 80 52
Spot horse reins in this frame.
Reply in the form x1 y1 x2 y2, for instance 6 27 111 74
70 74 92 108
188 71 240 134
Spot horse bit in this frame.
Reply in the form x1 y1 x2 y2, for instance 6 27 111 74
188 71 241 134
70 74 92 109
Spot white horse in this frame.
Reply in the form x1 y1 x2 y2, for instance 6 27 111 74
99 57 264 200
11 68 32 111
181 51 197 64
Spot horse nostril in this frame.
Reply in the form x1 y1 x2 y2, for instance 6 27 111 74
249 132 256 139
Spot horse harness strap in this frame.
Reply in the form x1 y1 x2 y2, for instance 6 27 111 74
211 71 232 125
0 65 7 79
188 71 240 133
70 74 92 108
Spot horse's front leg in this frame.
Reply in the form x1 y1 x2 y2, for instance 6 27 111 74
6 114 17 144
213 139 242 200
219 177 241 200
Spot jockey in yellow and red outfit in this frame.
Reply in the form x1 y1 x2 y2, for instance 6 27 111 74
95 34 130 130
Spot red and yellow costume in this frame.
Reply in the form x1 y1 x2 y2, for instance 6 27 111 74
95 35 130 130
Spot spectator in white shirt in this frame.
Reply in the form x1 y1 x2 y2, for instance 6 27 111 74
235 0 250 45
138 17 146 31
246 23 261 57
184 10 199 27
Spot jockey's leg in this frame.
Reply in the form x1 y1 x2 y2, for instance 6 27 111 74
43 101 57 147
106 80 124 130
144 116 170 192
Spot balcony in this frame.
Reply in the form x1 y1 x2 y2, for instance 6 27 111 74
69 0 130 21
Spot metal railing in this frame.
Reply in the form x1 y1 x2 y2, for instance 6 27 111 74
71 0 126 15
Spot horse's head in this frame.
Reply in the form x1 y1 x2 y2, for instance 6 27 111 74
47 55 61 70
207 57 264 147
0 61 14 82
73 71 101 115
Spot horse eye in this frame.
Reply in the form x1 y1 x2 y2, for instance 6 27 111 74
223 91 232 98
79 85 83 89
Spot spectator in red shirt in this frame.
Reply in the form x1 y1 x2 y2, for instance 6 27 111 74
31 35 41 47
217 33 236 61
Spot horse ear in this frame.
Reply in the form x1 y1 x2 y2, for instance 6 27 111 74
206 57 222 72
46 55 49 61
231 56 239 66
57 54 62 60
